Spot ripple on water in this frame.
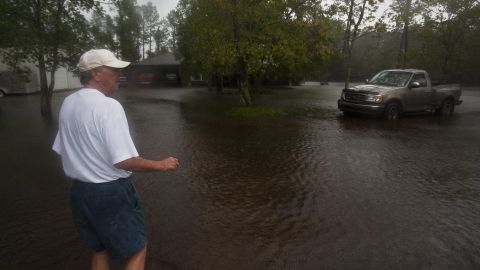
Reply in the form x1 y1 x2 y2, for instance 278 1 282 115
3 87 480 269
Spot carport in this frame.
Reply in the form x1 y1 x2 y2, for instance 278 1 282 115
130 53 181 87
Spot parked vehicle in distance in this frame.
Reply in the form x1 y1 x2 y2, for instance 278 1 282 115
0 86 7 97
338 69 462 120
0 71 26 97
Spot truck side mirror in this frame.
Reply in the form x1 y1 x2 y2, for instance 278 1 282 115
410 81 421 88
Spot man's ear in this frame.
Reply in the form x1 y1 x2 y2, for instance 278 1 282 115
90 68 102 81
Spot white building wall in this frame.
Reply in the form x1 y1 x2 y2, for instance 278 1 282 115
48 67 81 91
24 63 39 93
1 60 80 93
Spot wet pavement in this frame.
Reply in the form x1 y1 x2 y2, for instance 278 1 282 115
1 83 480 269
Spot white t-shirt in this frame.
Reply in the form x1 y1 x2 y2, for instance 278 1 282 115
52 88 139 183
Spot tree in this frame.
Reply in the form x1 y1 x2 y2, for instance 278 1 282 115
153 19 170 54
332 0 383 89
90 10 117 53
175 0 334 105
139 2 160 59
0 0 99 116
419 0 480 82
167 9 182 55
114 0 142 62
459 4 480 84
272 1 336 86
389 0 422 68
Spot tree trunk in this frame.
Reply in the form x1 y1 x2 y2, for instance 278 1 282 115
342 0 367 90
397 0 411 69
216 75 223 93
238 72 251 106
41 90 52 116
40 0 63 116
397 26 406 68
38 54 51 116
442 52 450 83
342 0 354 89
142 22 145 60
402 24 409 68
232 0 251 106
403 0 412 68
149 32 152 55
208 74 213 91
344 48 352 89
345 66 351 89
32 0 52 116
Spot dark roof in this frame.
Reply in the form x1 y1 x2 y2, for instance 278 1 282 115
136 53 180 66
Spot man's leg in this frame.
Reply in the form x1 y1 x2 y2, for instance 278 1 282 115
91 250 110 270
124 247 147 270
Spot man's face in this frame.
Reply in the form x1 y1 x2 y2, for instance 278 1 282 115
93 66 122 95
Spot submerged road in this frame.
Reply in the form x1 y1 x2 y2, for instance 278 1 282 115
1 83 480 269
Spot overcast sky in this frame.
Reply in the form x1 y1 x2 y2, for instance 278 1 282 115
136 0 180 19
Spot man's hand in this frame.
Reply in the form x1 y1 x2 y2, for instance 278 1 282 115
115 156 180 172
155 157 179 171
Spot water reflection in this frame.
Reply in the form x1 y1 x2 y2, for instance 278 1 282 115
1 86 480 269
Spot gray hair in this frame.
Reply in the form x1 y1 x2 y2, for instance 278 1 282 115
79 70 93 85
79 67 103 85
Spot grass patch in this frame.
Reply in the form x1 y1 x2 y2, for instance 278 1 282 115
230 106 287 118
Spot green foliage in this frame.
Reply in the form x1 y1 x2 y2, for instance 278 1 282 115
174 0 336 101
388 0 423 30
114 0 142 62
167 9 182 54
89 11 118 53
153 19 170 54
0 0 100 115
408 0 480 82
139 1 160 58
331 0 384 88
350 32 398 79
324 0 480 84
1 0 98 70
461 24 480 84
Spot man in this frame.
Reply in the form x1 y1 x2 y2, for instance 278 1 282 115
52 49 179 270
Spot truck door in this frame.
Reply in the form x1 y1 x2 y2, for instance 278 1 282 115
405 73 431 111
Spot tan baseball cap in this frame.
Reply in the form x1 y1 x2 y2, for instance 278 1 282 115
77 49 130 72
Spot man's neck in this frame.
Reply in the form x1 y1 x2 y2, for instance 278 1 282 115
85 82 110 96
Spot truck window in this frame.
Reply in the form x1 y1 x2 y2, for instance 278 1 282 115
370 71 413 87
412 73 427 87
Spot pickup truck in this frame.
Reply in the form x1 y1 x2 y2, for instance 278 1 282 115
337 69 462 120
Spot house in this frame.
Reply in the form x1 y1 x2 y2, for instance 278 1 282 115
129 53 181 87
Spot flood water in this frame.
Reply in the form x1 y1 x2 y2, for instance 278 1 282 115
1 83 480 269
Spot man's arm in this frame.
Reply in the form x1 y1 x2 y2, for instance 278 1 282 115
114 156 179 172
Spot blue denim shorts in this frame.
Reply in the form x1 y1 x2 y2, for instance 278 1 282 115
70 177 146 260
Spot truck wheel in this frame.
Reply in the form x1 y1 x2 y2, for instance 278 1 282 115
437 98 454 117
384 102 401 120
343 111 353 117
